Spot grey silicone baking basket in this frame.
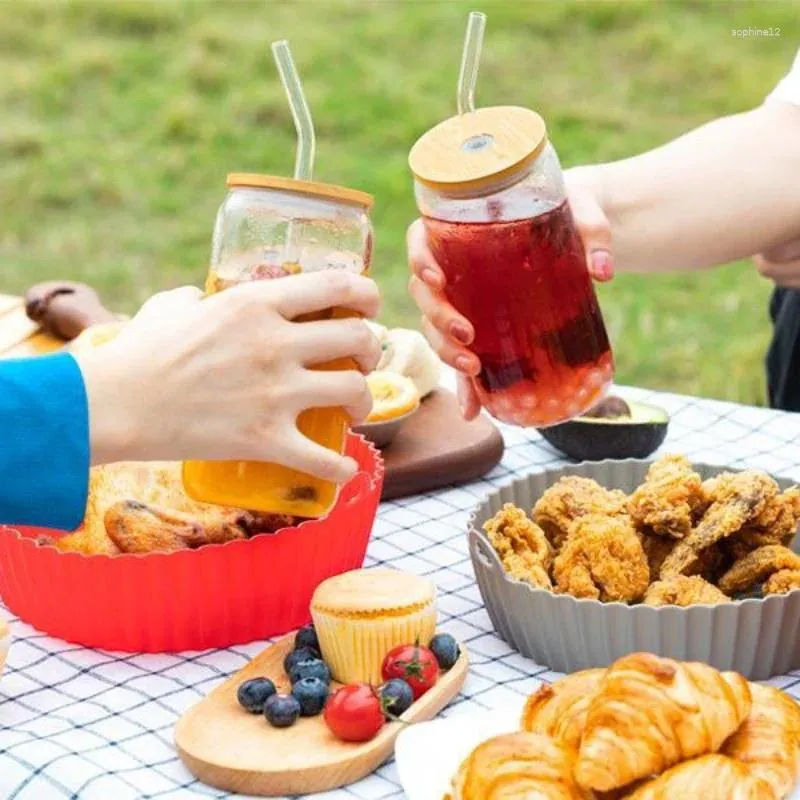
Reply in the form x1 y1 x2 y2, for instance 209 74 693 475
468 460 800 680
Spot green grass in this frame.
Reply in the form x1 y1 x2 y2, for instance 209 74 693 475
0 0 797 404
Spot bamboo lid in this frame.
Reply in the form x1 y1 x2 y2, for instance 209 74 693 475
226 174 374 210
409 106 547 192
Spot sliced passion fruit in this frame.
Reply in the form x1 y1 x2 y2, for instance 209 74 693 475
538 396 669 461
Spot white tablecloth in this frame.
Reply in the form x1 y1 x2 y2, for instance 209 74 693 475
1 387 799 799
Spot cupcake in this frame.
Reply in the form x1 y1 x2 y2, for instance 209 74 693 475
0 619 10 676
310 568 437 684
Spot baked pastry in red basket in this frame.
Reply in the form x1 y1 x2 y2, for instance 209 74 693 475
49 461 296 556
0 432 383 652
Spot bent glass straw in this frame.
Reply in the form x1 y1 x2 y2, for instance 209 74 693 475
271 39 316 181
457 11 487 115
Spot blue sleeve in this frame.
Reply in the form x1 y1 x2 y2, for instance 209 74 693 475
0 353 90 531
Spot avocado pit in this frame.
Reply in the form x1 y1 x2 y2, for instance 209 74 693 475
538 395 669 461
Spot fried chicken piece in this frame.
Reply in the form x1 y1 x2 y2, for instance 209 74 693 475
660 471 779 579
763 569 800 596
484 503 552 589
627 455 707 540
718 545 800 595
533 476 628 551
553 515 649 603
752 484 800 529
639 533 675 582
644 576 730 607
642 533 729 583
785 485 800 520
724 486 800 562
725 528 792 562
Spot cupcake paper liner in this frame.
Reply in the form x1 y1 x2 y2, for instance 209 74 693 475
0 434 384 653
469 460 800 680
312 604 437 684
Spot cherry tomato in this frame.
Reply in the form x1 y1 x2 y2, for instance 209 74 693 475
381 643 439 700
323 683 385 743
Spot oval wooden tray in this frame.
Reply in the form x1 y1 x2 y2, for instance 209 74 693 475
175 633 469 796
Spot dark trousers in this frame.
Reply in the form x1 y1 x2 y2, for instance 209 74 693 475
767 288 800 412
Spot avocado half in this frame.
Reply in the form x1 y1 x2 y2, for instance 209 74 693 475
538 396 669 462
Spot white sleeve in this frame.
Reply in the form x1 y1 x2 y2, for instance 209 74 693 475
766 48 800 106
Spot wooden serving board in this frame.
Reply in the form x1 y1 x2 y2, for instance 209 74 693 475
379 389 505 500
175 634 469 796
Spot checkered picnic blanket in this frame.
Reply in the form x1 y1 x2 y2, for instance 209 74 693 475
1 386 799 800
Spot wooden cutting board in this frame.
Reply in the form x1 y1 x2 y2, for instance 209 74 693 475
377 389 505 500
0 295 63 358
175 633 468 796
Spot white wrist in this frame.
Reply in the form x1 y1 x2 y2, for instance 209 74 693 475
74 347 139 465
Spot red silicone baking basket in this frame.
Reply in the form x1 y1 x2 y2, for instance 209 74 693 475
0 433 383 653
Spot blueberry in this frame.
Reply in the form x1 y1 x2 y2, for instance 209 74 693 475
289 658 331 686
283 646 320 675
295 624 320 653
291 677 329 717
379 679 414 720
264 694 301 728
236 677 277 714
429 633 460 671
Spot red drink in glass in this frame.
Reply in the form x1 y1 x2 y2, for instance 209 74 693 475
424 200 613 427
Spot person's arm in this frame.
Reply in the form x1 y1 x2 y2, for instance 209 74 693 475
571 101 800 273
0 353 89 530
0 271 380 530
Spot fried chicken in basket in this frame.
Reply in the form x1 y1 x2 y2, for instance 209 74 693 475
53 462 296 555
718 545 800 595
533 476 628 550
763 569 800 596
628 455 707 540
483 503 553 589
483 455 800 607
725 485 800 560
660 471 781 579
644 575 730 607
552 514 650 603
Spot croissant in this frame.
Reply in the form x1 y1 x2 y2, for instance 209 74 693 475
521 669 606 752
450 732 592 800
623 754 775 800
722 683 800 798
575 652 752 792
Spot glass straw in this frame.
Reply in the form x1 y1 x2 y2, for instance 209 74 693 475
271 39 316 181
271 39 315 261
457 11 486 115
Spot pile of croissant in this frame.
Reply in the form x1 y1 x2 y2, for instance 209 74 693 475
449 652 800 800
